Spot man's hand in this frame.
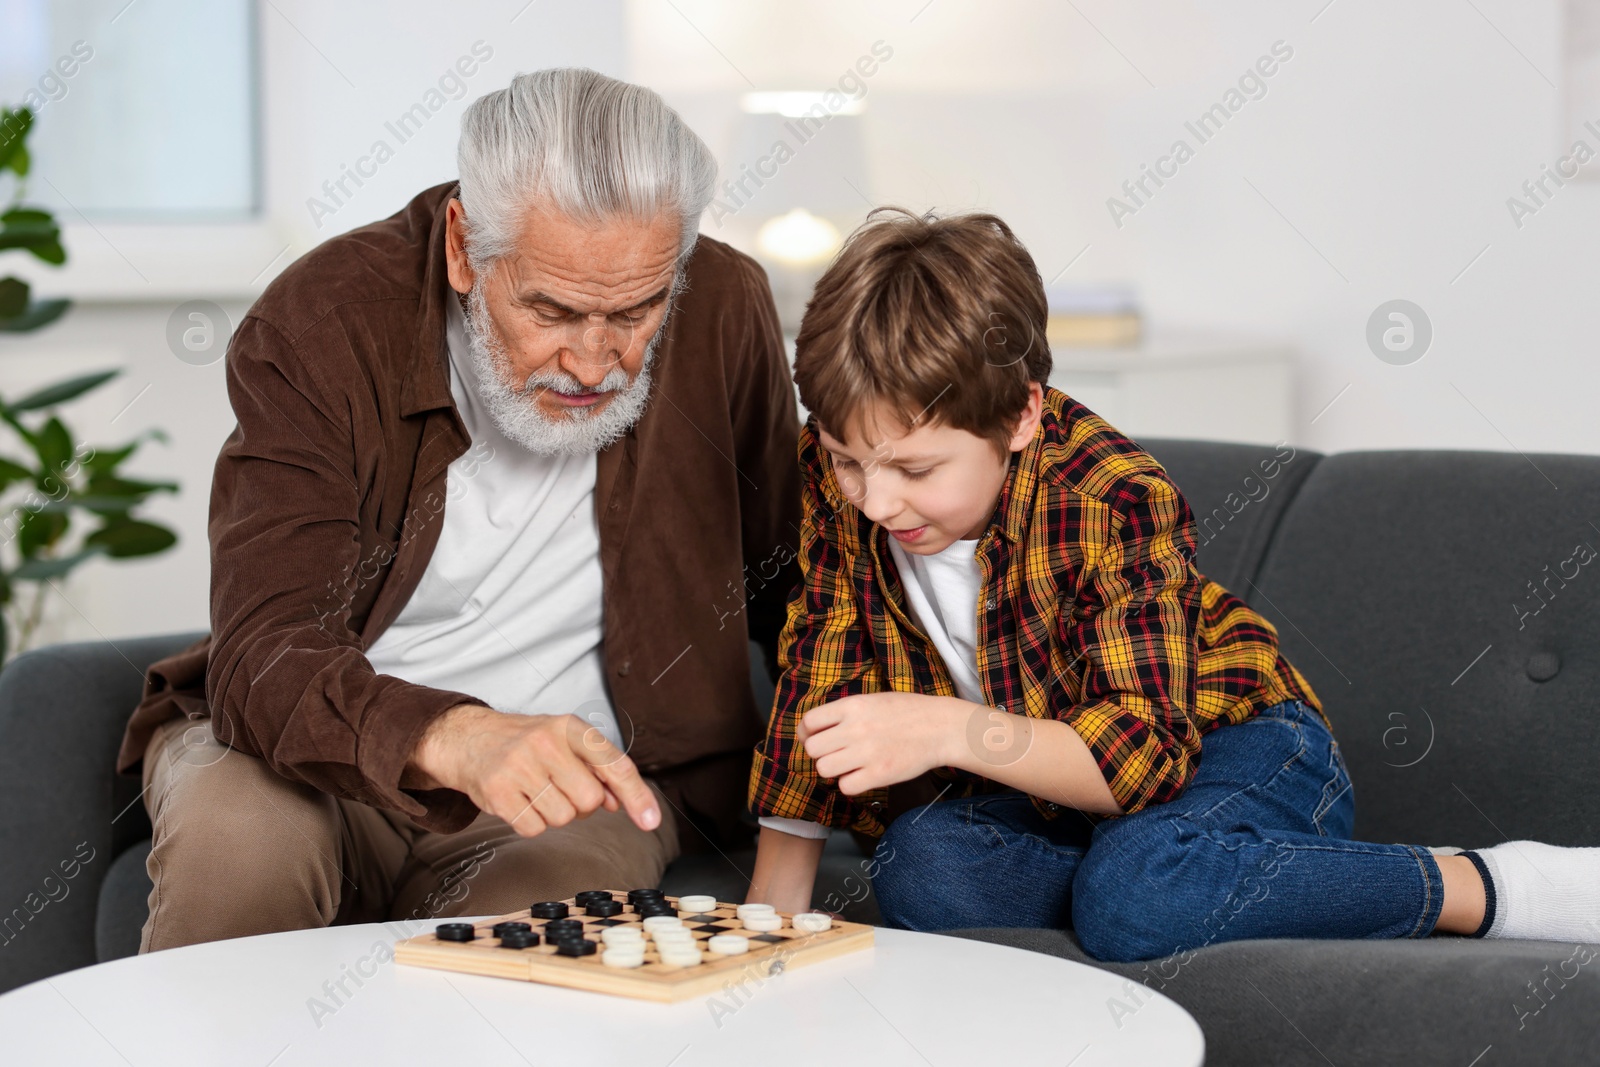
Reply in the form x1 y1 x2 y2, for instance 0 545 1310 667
800 692 964 795
408 704 662 837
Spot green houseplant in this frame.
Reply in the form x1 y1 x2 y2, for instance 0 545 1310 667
0 105 179 664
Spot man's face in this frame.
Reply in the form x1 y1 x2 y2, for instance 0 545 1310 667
445 197 682 453
817 384 1043 555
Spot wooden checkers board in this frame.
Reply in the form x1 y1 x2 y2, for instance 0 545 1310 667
393 893 874 1003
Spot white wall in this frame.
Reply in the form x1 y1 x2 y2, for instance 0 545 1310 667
3 0 1595 649
637 0 1600 456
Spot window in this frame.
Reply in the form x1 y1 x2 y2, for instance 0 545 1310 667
0 0 258 219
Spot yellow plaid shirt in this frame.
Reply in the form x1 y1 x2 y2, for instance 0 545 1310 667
748 386 1326 837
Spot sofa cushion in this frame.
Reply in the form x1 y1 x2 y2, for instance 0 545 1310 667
96 842 153 962
952 927 1600 1067
1249 450 1600 848
0 631 206 992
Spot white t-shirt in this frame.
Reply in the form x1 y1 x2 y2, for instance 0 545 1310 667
758 534 986 840
885 536 986 705
363 294 620 748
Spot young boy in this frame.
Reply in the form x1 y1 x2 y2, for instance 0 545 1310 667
745 208 1600 962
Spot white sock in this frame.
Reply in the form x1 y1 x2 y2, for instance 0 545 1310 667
1467 841 1600 942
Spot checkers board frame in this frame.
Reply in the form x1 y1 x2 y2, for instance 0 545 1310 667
393 893 874 1002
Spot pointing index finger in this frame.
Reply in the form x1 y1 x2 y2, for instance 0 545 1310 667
576 734 660 832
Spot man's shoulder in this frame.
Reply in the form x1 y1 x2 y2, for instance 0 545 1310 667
247 182 454 344
678 233 770 302
684 232 766 282
1035 387 1177 507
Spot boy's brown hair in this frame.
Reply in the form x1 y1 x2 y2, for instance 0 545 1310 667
793 207 1052 453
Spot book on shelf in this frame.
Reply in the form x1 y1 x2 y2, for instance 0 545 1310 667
1045 282 1142 348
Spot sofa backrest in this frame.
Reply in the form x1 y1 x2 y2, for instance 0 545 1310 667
1145 439 1600 849
1252 450 1600 848
1136 437 1320 595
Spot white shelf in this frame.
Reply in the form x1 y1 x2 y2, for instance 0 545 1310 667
1049 333 1295 446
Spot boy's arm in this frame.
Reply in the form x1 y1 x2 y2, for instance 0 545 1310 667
796 692 1122 814
1038 470 1204 815
933 700 1125 814
748 826 829 914
929 470 1203 814
746 426 885 908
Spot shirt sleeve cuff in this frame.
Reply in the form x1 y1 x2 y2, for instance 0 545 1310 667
757 816 833 840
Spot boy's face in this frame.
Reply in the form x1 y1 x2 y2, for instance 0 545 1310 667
818 383 1044 555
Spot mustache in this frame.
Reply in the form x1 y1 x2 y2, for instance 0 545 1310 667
518 367 630 397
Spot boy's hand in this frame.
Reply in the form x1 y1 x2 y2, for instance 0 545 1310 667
800 692 964 794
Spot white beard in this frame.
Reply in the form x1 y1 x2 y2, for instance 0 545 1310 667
461 277 674 456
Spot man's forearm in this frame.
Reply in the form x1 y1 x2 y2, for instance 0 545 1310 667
402 701 494 792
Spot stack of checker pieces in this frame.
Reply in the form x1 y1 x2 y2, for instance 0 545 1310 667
393 888 875 1002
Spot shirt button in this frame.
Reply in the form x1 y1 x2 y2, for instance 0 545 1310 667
869 801 884 811
616 660 631 676
984 598 997 611
1045 802 1060 813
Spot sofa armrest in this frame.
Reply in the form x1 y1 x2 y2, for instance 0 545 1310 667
0 631 206 993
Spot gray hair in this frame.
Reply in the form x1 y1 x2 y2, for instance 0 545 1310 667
456 68 717 269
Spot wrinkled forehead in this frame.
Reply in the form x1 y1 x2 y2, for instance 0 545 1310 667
491 200 682 311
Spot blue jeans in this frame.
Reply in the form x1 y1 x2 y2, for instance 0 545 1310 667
871 700 1446 962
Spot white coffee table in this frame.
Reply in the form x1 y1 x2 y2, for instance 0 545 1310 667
0 922 1204 1065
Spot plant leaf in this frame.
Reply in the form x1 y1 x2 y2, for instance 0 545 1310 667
0 208 64 264
10 546 105 580
36 416 71 473
0 298 70 333
82 441 138 473
84 518 177 558
79 429 174 474
0 108 33 175
0 277 27 319
34 495 137 514
16 508 67 557
0 457 31 482
1 208 52 225
27 238 64 265
86 472 179 497
6 369 119 412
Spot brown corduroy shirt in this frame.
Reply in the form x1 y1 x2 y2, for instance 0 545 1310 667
116 182 803 849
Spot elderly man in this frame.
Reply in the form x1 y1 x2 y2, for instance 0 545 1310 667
118 68 801 951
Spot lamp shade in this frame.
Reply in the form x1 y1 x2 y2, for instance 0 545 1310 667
721 103 869 219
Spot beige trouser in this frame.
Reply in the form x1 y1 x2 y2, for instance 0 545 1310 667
139 716 680 953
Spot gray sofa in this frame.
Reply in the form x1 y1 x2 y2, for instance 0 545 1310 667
2 437 1596 1065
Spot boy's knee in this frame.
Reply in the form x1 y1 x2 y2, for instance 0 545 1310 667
871 802 978 930
1070 819 1189 962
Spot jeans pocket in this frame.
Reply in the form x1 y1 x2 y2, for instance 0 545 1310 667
1311 734 1355 838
